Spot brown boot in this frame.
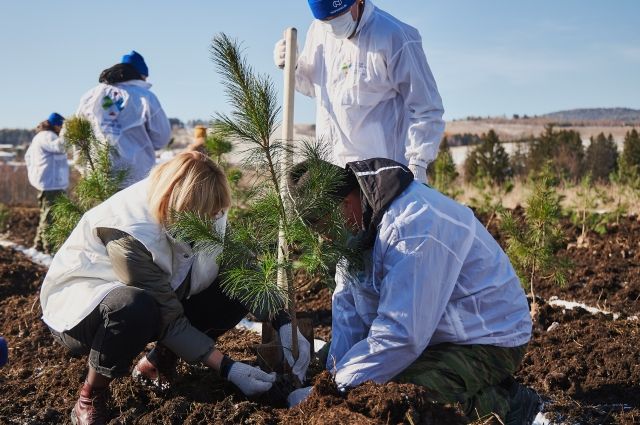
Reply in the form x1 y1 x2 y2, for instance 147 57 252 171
132 345 177 392
70 381 109 425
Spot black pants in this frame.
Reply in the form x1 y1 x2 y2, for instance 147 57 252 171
50 279 248 379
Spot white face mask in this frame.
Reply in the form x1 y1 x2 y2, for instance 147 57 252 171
322 10 357 39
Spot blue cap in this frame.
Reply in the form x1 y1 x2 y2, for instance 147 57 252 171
47 112 65 128
308 0 356 20
0 337 7 367
121 50 149 77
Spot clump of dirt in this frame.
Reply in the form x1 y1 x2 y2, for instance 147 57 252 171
1 206 39 247
279 371 467 424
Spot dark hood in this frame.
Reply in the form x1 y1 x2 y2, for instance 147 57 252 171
99 63 144 84
345 158 415 249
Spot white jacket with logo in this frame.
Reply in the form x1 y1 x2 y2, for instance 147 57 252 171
25 130 69 191
76 80 171 186
329 173 532 389
40 178 225 334
296 0 445 168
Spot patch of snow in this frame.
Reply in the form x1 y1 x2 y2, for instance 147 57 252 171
546 322 560 332
548 296 620 320
533 411 551 425
0 240 53 267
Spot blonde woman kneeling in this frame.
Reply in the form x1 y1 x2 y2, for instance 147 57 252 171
40 151 310 425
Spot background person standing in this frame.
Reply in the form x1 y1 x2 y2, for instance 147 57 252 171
25 112 69 253
76 50 171 188
274 0 445 183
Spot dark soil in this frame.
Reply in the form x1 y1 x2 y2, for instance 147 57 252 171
1 208 639 424
483 211 640 316
0 245 467 424
0 207 38 247
519 302 640 424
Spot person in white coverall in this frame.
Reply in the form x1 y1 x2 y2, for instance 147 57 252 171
25 112 69 253
274 0 445 183
286 158 542 425
76 50 171 187
40 152 310 425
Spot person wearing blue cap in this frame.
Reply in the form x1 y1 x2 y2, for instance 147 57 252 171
75 51 171 187
25 113 69 253
274 0 444 184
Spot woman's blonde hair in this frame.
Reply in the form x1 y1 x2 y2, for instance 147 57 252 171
147 151 231 226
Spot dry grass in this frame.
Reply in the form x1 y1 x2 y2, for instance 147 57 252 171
456 179 640 216
0 162 81 207
0 162 38 206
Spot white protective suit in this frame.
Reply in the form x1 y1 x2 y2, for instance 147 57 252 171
25 130 69 191
296 0 445 169
76 80 171 186
40 178 225 334
328 159 532 389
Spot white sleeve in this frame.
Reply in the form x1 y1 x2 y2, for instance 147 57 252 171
295 24 319 98
333 231 467 388
40 133 66 154
390 38 445 169
146 96 171 150
326 268 368 371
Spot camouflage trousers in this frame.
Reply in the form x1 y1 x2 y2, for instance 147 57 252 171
34 190 65 254
394 343 527 422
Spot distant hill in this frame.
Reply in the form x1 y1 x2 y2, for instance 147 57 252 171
543 108 640 124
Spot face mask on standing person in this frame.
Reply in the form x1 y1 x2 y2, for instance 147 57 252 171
321 10 358 39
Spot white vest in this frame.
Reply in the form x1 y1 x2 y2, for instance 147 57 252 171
40 178 225 332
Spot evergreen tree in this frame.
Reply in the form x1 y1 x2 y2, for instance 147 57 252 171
429 136 460 198
463 130 511 185
509 143 529 178
500 169 569 319
170 34 359 371
527 125 584 182
619 128 640 186
584 133 618 183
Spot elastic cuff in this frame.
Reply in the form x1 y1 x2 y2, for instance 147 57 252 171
408 159 429 169
220 355 235 379
271 309 292 330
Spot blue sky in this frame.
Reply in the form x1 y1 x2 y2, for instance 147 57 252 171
1 0 638 128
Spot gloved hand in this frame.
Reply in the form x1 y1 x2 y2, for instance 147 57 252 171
409 163 428 185
226 361 276 396
279 323 311 382
287 386 313 407
273 38 298 69
0 336 8 367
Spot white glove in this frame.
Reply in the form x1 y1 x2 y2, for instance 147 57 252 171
409 163 428 185
227 362 276 396
279 323 311 382
287 386 313 407
273 38 298 69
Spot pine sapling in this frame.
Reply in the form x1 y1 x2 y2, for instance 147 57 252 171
430 136 461 199
170 34 359 381
500 172 570 319
46 116 126 251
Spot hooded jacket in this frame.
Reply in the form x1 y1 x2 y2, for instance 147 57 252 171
40 178 226 362
25 130 69 191
296 0 445 169
76 79 171 187
328 158 532 388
